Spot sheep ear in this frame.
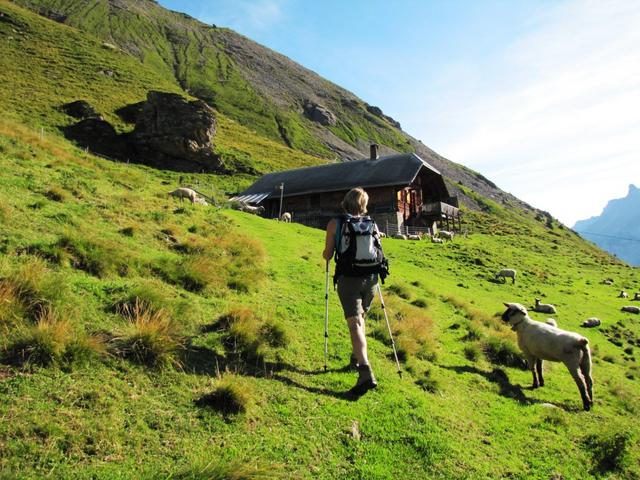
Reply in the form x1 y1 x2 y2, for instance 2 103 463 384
503 302 511 308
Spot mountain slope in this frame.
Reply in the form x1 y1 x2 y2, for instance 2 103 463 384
574 184 640 266
13 0 538 216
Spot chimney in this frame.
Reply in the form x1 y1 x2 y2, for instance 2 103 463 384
370 143 379 160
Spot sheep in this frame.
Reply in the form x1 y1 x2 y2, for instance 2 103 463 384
169 187 197 204
621 306 640 314
545 318 557 327
633 292 640 301
495 268 517 284
601 278 614 285
280 212 292 222
501 302 593 411
194 197 208 206
240 204 265 215
378 232 387 238
618 290 629 298
533 298 557 314
431 237 443 243
582 318 601 328
438 230 454 241
392 233 407 240
407 234 421 241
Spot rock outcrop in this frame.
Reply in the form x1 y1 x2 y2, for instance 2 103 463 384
131 91 222 171
62 92 223 172
303 101 337 126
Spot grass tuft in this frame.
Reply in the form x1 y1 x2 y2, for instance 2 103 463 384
195 374 253 416
583 428 633 476
174 458 279 479
113 299 184 369
482 335 525 369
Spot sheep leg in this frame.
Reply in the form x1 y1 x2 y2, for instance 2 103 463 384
535 359 544 387
580 349 594 406
526 355 539 388
567 365 591 411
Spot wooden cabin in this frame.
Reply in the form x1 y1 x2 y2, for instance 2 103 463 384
231 147 460 234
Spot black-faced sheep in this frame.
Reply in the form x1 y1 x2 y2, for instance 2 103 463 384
495 268 517 284
438 230 454 241
633 292 640 301
533 298 556 314
618 290 629 298
501 302 593 411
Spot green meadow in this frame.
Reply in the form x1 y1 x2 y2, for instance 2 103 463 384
1 1 639 478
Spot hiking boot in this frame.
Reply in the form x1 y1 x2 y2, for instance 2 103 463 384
351 364 377 394
349 354 359 370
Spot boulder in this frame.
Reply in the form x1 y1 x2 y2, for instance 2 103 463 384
63 118 130 159
61 100 101 120
131 91 223 172
303 101 337 126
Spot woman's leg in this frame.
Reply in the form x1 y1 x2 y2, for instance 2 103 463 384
346 314 369 366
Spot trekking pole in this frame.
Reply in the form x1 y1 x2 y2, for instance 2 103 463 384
324 261 330 372
377 284 402 378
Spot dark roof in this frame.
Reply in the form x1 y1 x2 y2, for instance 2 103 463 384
240 153 443 199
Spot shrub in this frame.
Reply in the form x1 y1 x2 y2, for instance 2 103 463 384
482 335 525 369
195 374 253 416
583 429 633 475
110 279 175 316
54 234 132 277
113 300 184 369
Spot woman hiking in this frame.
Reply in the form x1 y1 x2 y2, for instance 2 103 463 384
323 187 387 394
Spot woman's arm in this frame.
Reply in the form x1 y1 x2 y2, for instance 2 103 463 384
323 218 337 262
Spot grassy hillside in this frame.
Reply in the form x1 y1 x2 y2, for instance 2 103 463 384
0 0 325 177
1 118 639 479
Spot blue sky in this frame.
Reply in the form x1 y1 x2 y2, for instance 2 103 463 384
159 0 640 226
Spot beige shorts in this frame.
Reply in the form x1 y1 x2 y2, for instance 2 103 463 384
336 274 378 318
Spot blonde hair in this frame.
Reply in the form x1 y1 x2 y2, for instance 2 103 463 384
341 187 369 216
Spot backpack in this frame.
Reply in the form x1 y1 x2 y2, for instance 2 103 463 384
334 215 389 284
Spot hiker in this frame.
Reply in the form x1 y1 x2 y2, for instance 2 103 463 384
322 187 388 394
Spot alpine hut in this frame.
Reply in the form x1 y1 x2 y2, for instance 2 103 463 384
231 145 460 235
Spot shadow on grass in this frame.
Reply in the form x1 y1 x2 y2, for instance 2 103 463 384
440 364 533 405
182 345 365 401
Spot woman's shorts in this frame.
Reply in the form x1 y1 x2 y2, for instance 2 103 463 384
336 274 378 318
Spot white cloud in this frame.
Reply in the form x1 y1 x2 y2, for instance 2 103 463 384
411 0 640 226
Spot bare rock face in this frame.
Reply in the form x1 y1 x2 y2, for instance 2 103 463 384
61 100 101 120
131 91 223 172
303 101 337 126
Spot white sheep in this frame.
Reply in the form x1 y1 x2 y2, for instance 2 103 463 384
392 233 407 240
430 237 443 243
169 187 197 204
545 318 557 327
407 234 421 241
495 268 517 284
438 230 454 241
280 212 292 222
501 302 593 411
601 278 614 285
621 306 640 314
194 197 208 206
582 318 601 328
633 292 640 301
533 298 557 314
618 290 629 298
241 204 265 215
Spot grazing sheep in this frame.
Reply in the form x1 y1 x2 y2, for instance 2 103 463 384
533 298 557 314
618 290 629 298
495 268 517 284
431 237 443 243
601 278 614 285
280 212 292 222
633 292 640 301
241 204 265 215
392 233 408 240
545 318 557 327
501 302 593 411
194 197 208 206
169 187 197 204
438 230 454 241
582 318 601 328
621 306 640 314
407 234 421 241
